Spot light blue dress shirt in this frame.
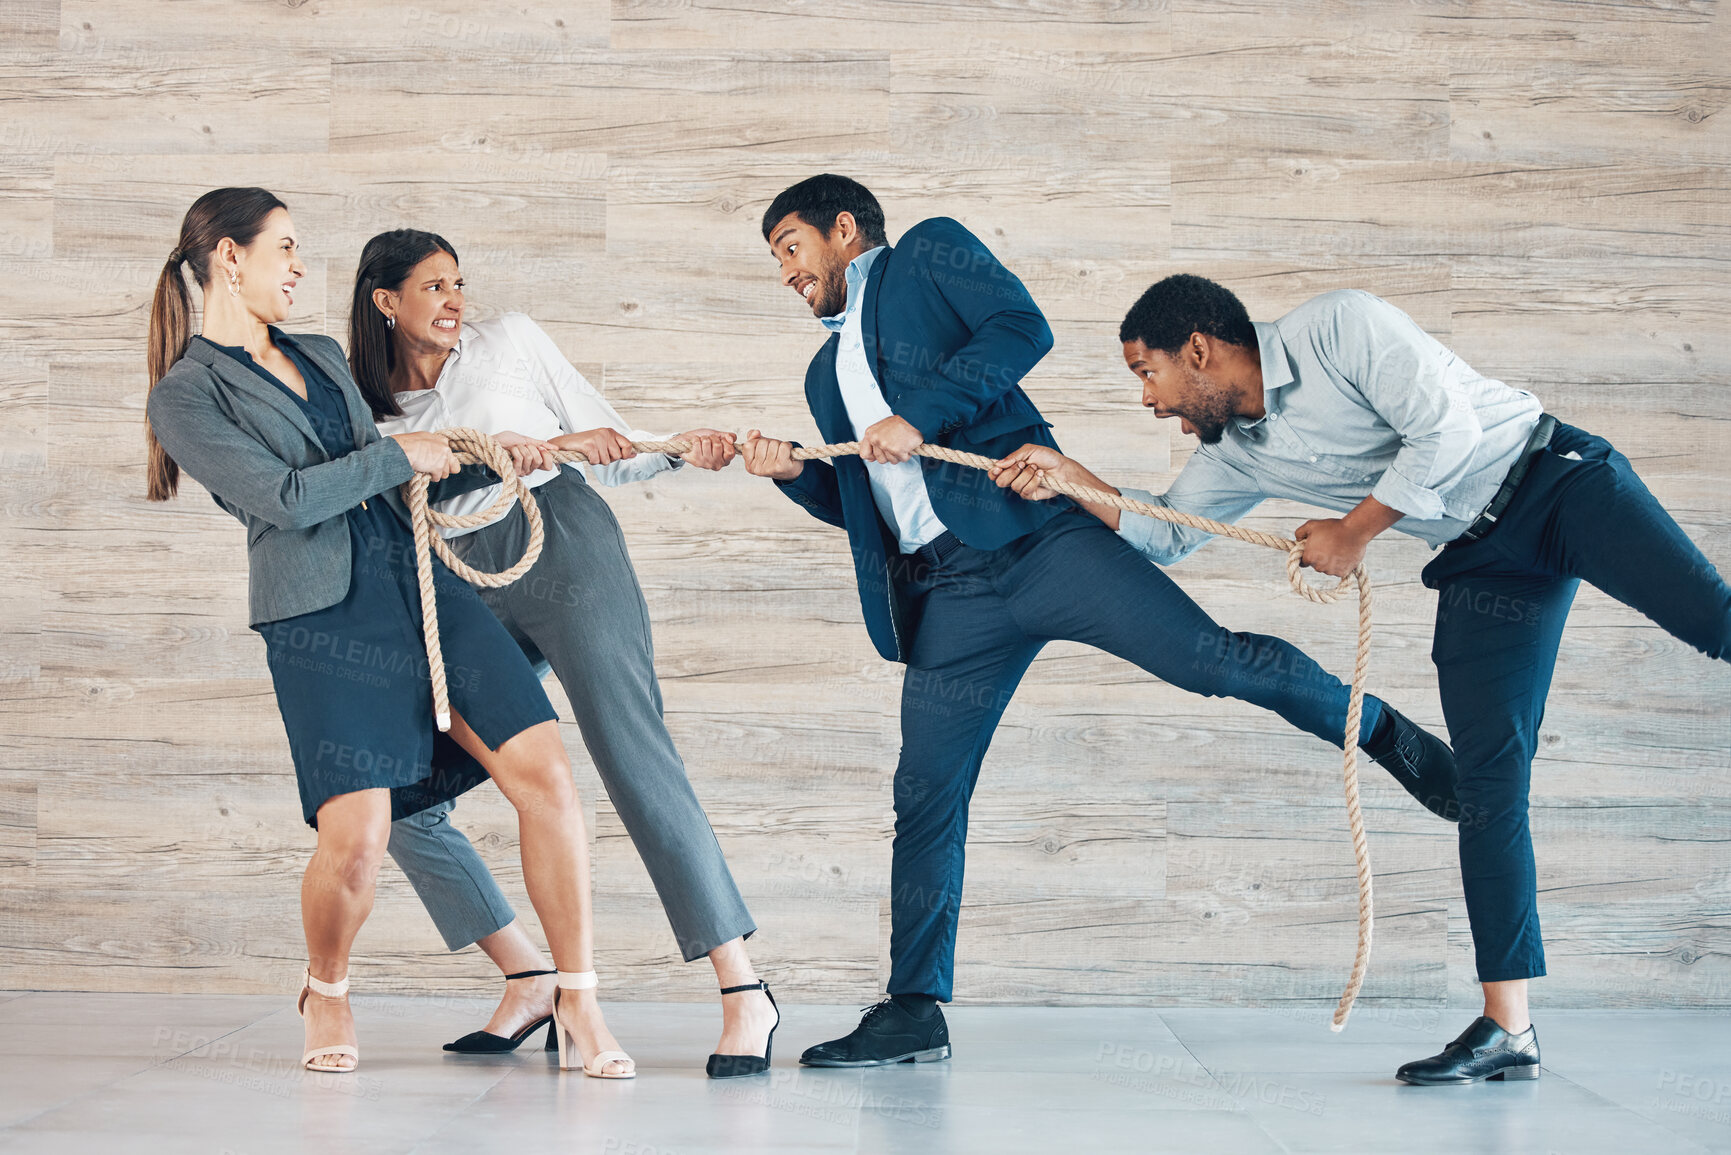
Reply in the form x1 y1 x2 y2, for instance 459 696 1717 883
1117 290 1544 563
821 245 948 553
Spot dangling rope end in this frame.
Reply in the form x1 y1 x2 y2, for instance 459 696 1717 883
1329 1013 1349 1034
436 710 451 733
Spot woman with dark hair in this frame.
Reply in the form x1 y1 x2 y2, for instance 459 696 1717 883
351 229 779 1079
145 190 634 1079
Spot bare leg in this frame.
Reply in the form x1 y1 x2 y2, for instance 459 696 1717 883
301 788 391 1070
708 937 777 1057
1483 979 1530 1034
474 920 556 1037
447 714 627 1074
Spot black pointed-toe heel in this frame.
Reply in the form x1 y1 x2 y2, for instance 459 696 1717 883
443 969 558 1054
707 981 779 1078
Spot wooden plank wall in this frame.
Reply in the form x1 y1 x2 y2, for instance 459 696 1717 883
0 0 1726 1011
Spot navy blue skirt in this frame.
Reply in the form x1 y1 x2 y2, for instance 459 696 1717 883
260 509 557 828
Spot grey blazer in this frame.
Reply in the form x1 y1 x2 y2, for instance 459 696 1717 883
146 330 486 626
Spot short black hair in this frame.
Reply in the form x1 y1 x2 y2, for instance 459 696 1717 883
1119 274 1256 354
761 174 888 249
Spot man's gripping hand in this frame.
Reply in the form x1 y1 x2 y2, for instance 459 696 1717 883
741 430 804 481
858 415 924 464
988 444 1074 501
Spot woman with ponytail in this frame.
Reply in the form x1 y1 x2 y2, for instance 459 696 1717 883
352 230 779 1078
145 190 635 1079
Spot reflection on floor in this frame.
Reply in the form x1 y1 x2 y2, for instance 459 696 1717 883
1 993 1727 1154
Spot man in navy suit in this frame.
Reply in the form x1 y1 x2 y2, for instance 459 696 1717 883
741 175 1457 1066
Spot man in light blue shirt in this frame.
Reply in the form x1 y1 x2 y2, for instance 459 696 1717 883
1097 287 1545 561
992 274 1731 1087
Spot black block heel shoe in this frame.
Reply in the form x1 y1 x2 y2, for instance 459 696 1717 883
443 969 558 1054
707 981 779 1078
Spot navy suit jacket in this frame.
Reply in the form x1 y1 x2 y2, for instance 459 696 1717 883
775 216 1066 663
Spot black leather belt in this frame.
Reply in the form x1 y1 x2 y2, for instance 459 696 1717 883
1454 414 1557 544
911 530 963 568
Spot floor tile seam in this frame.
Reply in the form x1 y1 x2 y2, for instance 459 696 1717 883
402 1065 605 1155
0 1057 180 1134
1151 1008 1303 1151
1186 1073 1305 1155
1547 1067 1727 1154
151 1001 300 1066
0 1001 293 1134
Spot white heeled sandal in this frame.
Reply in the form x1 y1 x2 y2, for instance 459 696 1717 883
297 968 359 1073
553 971 634 1079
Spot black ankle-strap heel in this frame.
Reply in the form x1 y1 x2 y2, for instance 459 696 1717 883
707 981 779 1078
442 969 560 1054
501 971 562 1052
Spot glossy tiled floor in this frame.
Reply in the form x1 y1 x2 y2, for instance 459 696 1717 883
1 992 1727 1154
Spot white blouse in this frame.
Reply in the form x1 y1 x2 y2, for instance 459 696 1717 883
374 312 679 536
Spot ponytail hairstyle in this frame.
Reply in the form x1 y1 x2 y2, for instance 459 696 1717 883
146 186 288 500
348 229 459 421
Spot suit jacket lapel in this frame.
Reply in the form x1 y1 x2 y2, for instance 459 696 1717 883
184 337 324 455
810 336 850 444
278 330 372 450
862 243 892 394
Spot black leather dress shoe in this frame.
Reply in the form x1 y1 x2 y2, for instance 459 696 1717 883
1396 1016 1540 1085
799 999 951 1067
1363 703 1460 822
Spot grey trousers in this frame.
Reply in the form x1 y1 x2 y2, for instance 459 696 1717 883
386 468 756 962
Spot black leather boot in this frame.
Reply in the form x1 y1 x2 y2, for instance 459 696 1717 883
1396 1016 1540 1085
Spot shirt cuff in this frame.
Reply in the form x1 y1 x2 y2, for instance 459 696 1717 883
1371 467 1448 521
622 451 680 484
1114 486 1167 560
625 430 683 476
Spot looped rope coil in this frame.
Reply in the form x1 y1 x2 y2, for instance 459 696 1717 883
403 428 547 732
405 430 1374 1031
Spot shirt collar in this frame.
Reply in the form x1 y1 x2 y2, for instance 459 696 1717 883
194 324 289 363
1254 321 1294 392
392 327 464 403
1236 320 1295 428
439 324 468 377
818 245 887 332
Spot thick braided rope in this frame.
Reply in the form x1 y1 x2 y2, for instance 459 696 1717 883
403 428 547 732
409 431 1375 1030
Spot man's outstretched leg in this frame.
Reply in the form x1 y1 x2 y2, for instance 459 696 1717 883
999 508 1459 817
